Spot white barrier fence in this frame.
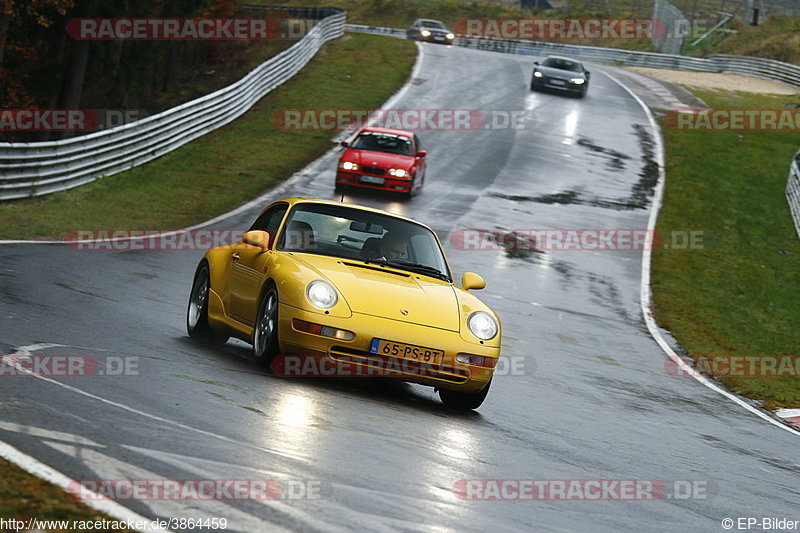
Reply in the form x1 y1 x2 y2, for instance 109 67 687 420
0 7 345 201
788 153 800 239
347 24 800 88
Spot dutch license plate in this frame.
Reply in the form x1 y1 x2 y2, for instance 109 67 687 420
360 175 385 185
370 338 444 365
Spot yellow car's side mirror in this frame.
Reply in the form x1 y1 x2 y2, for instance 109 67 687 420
242 230 273 251
461 272 486 291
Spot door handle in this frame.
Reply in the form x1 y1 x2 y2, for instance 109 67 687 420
232 252 240 262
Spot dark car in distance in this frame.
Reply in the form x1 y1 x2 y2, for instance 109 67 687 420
530 56 591 98
407 19 455 44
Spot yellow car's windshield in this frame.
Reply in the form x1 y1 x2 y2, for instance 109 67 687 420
277 203 451 281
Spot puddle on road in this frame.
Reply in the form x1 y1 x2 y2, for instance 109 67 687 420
171 373 247 392
487 228 576 281
489 125 660 211
577 137 632 171
629 124 659 210
54 281 120 303
587 273 634 324
597 355 623 366
557 334 581 346
207 390 268 418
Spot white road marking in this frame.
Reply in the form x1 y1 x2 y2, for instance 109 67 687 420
2 344 304 461
0 344 172 532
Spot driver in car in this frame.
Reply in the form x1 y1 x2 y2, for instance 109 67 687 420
379 231 408 260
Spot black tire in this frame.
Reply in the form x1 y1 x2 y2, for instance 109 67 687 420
439 379 492 410
402 176 419 199
187 263 229 343
253 284 280 363
530 81 537 91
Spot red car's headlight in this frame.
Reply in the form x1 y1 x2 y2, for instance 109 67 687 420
340 161 358 171
388 168 408 177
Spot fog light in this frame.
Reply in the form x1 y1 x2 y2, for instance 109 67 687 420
456 353 498 368
293 319 355 341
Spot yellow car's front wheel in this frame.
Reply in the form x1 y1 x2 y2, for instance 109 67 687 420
187 262 228 344
253 284 280 363
439 379 492 410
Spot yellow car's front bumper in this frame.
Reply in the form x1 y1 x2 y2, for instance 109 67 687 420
278 304 497 392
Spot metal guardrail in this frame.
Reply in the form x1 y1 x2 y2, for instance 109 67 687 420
788 153 800 239
0 7 345 201
344 24 406 38
345 24 800 89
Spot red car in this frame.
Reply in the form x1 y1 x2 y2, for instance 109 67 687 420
335 127 426 197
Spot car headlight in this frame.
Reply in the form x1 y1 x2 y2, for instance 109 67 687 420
446 33 454 39
306 280 338 310
388 168 407 177
421 29 431 36
467 311 498 340
533 71 543 78
570 78 585 84
340 161 358 171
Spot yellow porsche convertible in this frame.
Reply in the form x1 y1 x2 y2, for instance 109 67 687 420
186 198 501 409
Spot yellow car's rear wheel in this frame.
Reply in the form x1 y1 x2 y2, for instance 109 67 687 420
253 284 280 363
439 379 492 410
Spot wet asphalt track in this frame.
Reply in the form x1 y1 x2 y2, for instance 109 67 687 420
1 43 798 532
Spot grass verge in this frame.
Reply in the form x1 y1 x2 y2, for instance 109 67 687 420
0 458 135 532
653 88 800 410
0 33 416 239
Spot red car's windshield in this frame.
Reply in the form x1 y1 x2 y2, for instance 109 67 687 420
351 131 413 156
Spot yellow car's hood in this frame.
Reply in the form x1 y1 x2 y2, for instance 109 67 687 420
293 254 460 331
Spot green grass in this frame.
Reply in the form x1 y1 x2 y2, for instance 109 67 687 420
653 89 800 409
684 16 800 62
0 458 135 532
0 33 416 239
